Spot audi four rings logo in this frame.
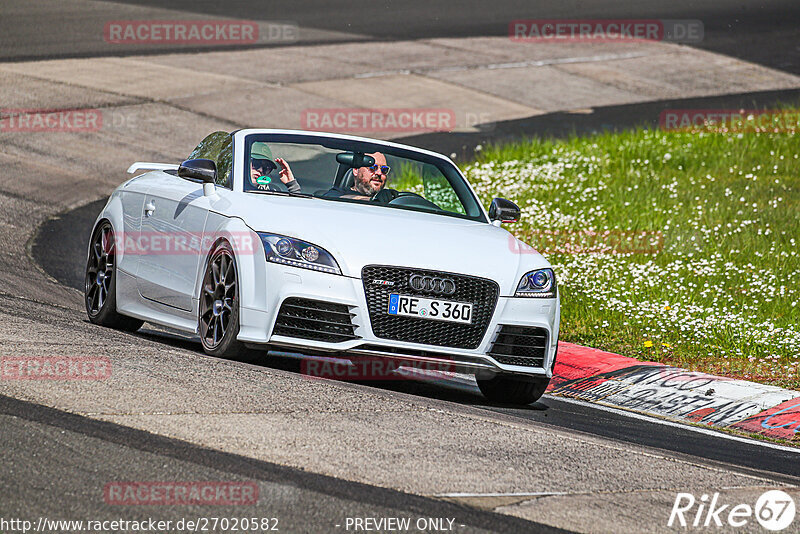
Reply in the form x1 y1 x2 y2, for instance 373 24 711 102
409 275 456 295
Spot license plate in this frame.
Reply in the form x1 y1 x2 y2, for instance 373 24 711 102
387 294 472 324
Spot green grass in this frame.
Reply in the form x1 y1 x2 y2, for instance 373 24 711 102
464 114 800 388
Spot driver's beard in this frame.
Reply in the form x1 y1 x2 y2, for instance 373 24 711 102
353 176 381 196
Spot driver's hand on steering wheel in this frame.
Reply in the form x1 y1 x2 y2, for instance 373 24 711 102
371 188 399 203
275 157 295 185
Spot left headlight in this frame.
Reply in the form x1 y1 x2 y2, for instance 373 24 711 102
515 268 557 298
257 233 341 275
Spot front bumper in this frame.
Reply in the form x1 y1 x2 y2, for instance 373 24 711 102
237 263 560 377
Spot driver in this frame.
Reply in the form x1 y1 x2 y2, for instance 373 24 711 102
323 152 397 201
249 142 301 193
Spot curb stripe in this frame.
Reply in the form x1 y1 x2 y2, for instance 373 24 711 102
549 342 800 442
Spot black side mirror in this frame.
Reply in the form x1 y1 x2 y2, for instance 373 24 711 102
178 158 217 183
336 152 375 168
489 197 520 223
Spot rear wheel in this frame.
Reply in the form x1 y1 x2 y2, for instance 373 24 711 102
84 221 143 332
476 374 550 405
199 241 247 359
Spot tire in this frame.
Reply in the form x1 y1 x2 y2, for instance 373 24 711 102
476 374 550 405
198 241 248 359
85 221 144 332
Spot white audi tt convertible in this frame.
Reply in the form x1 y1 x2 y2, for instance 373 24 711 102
85 129 560 404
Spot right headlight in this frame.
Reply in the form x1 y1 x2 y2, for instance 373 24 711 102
515 268 557 298
257 233 341 275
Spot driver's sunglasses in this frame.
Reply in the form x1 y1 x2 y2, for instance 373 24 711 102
251 158 271 170
368 164 390 175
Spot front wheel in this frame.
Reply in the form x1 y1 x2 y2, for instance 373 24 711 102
199 241 247 359
476 374 550 405
85 221 143 332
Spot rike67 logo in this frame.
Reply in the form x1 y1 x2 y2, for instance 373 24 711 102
669 490 796 531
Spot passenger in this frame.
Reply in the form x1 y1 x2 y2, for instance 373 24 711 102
249 142 300 193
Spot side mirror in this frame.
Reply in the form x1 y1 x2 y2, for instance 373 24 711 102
178 159 217 196
336 152 375 168
178 158 217 183
488 197 520 225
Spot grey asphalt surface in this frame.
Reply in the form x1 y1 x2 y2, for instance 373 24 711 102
5 1 800 532
0 394 562 533
2 0 799 76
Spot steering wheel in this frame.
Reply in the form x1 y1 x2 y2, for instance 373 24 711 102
394 192 424 200
388 192 441 211
370 188 399 203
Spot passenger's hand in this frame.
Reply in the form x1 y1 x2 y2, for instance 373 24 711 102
275 158 295 184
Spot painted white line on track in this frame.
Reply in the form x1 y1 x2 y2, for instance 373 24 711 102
435 491 567 498
548 394 800 454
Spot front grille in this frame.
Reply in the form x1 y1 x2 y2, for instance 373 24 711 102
362 265 499 349
272 297 359 343
488 325 548 367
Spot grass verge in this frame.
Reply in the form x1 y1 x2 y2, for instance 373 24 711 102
465 112 800 388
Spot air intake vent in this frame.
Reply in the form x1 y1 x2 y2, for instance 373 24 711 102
362 265 499 349
488 325 547 367
273 298 358 343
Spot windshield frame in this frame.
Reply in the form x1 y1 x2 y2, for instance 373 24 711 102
234 130 488 223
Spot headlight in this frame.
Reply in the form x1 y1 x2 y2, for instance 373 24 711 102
515 268 557 298
258 233 341 275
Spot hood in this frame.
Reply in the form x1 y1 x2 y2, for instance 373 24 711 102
225 194 550 295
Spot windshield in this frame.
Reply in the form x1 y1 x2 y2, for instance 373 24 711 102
243 133 486 222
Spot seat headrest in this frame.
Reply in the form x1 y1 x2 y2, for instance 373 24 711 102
343 168 355 189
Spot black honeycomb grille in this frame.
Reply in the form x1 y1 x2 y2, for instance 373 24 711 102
489 325 547 367
362 265 499 349
273 297 358 343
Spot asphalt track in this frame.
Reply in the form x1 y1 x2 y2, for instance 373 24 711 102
0 394 563 533
6 1 800 532
3 0 800 76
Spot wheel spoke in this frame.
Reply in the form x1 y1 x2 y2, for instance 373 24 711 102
203 283 215 297
224 287 234 298
205 315 215 340
211 261 220 286
101 228 111 254
224 256 234 281
219 256 227 283
86 284 97 308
